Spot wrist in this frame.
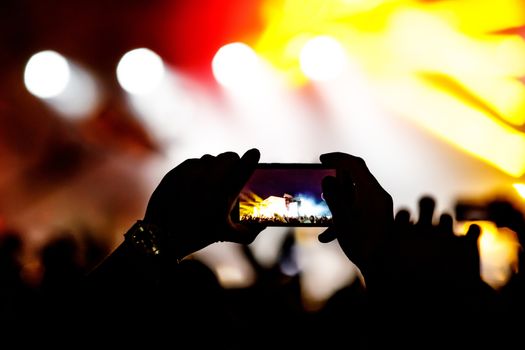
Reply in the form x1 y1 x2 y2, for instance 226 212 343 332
129 219 190 264
124 220 163 257
120 220 169 284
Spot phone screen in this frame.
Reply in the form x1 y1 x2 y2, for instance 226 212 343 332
234 163 335 227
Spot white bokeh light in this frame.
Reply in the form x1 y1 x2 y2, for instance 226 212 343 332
116 48 165 95
46 62 101 119
126 70 196 144
212 42 261 88
300 36 347 81
24 50 71 98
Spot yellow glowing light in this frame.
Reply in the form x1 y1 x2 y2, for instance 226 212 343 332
253 0 525 176
240 193 297 222
378 76 525 177
299 35 347 81
513 183 525 199
239 191 264 218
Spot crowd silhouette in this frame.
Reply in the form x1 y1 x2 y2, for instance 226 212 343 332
0 148 524 348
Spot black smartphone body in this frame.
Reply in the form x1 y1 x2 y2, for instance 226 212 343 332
233 163 335 227
455 202 491 222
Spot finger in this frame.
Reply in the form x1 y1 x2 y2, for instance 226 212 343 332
393 209 411 237
151 158 201 199
222 148 259 203
318 226 337 243
315 171 355 225
417 195 435 226
200 154 214 162
321 175 340 216
215 151 241 171
197 154 216 185
465 223 481 241
437 213 454 236
208 151 241 191
232 148 260 194
320 152 382 190
318 176 340 243
221 149 260 214
224 149 263 243
394 209 411 225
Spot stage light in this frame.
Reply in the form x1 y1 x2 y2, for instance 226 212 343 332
126 70 196 143
25 51 101 119
253 0 525 177
45 62 101 120
116 48 165 95
299 36 346 81
212 42 261 88
24 50 70 98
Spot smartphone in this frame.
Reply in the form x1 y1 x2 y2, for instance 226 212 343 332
233 163 336 227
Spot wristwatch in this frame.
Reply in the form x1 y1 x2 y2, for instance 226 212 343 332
124 220 163 257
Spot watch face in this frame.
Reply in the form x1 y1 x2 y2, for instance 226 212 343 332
126 221 162 257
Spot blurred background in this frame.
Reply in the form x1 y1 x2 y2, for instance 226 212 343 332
1 0 525 309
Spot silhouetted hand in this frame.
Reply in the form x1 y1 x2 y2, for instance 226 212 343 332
394 196 482 285
143 148 266 262
318 152 394 280
388 196 498 349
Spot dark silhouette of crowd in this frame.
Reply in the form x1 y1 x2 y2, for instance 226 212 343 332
0 148 524 348
240 213 332 225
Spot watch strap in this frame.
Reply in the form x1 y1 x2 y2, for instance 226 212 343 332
124 220 163 257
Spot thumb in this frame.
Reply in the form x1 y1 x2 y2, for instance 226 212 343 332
318 226 337 243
